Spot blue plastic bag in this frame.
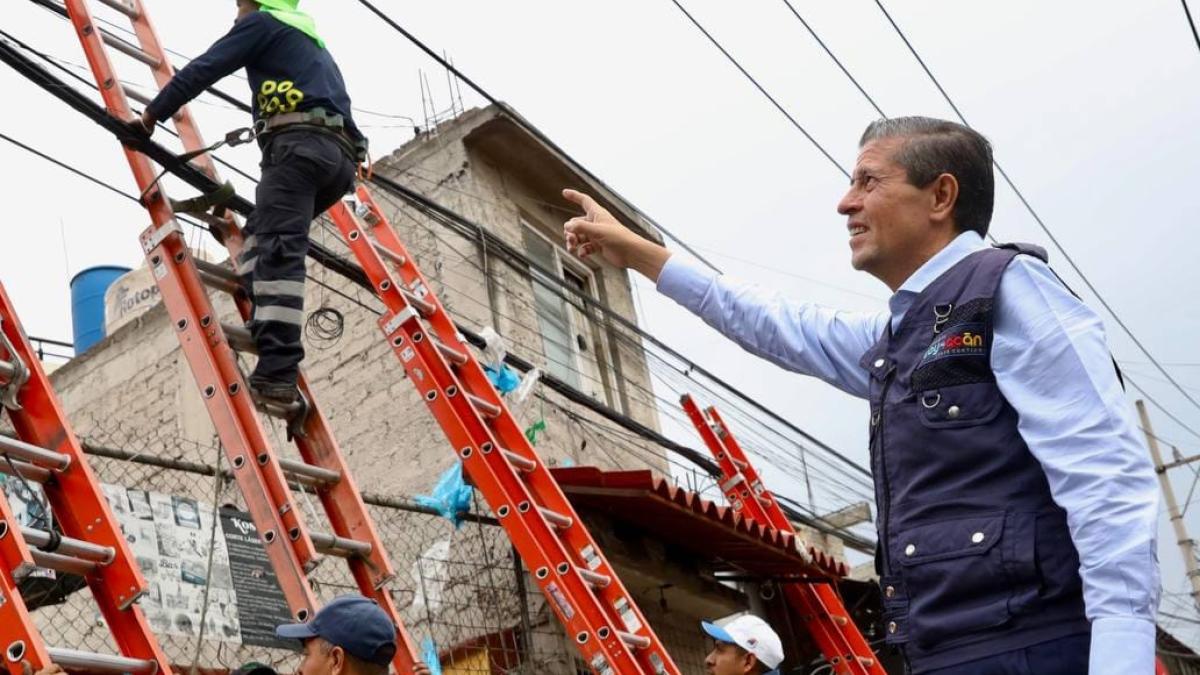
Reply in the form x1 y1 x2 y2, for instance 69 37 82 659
420 636 443 675
414 461 473 529
484 363 520 395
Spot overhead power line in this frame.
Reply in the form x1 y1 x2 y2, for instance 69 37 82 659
351 0 725 275
869 0 1200 417
665 0 849 179
1182 0 1200 55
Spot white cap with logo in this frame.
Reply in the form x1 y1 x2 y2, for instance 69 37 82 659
701 614 785 672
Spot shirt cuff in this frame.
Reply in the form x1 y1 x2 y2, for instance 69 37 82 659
1089 616 1156 675
655 254 719 312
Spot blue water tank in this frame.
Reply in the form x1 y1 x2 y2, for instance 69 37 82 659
70 265 131 354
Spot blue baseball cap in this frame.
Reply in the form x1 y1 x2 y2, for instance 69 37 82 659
276 595 397 666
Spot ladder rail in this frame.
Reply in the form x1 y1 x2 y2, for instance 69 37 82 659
61 1 423 668
680 395 884 675
331 188 680 675
0 283 173 674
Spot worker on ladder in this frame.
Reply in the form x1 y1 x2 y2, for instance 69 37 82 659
136 0 363 404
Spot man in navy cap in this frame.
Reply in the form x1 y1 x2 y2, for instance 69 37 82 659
275 594 431 675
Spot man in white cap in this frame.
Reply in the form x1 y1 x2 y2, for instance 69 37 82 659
701 614 785 675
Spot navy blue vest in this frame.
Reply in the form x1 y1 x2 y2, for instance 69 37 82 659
859 245 1090 672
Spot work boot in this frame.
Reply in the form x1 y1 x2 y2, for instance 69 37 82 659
248 375 299 406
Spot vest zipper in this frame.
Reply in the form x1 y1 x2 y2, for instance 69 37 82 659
875 371 896 576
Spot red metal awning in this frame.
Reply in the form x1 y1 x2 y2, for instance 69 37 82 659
551 467 848 578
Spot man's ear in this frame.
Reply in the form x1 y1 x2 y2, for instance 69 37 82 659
928 172 959 228
329 646 347 675
742 652 759 674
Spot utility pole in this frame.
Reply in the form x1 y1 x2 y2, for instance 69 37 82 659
1137 399 1200 612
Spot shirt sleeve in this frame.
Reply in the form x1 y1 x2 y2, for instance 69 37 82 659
655 254 888 399
145 14 270 121
991 255 1160 675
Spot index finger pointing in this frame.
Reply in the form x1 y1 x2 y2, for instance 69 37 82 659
562 189 602 218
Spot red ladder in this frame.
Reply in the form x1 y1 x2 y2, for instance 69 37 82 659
0 282 172 675
681 394 884 675
329 185 678 675
59 0 420 669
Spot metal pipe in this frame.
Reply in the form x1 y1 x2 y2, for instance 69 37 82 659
22 528 115 565
0 434 70 471
32 550 96 577
0 360 14 381
370 239 406 267
48 648 157 675
618 631 651 650
538 507 572 530
466 393 500 419
433 339 467 366
400 288 436 316
0 458 50 483
195 259 241 295
577 567 611 589
310 531 372 558
277 458 340 486
222 322 255 353
99 30 161 69
502 449 536 473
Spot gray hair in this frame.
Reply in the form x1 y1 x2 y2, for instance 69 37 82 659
859 117 995 237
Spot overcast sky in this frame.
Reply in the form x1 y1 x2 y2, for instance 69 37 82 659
4 0 1200 649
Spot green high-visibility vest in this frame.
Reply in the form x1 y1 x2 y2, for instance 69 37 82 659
257 0 325 48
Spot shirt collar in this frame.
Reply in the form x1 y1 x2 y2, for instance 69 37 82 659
888 231 987 328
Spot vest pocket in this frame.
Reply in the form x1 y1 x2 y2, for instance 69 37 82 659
915 382 1004 429
897 513 1016 648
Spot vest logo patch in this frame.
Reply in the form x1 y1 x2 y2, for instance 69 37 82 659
920 323 987 365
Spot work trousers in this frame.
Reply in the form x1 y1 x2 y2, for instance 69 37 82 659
237 129 356 385
918 633 1090 675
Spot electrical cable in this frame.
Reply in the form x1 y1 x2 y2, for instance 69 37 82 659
665 0 849 178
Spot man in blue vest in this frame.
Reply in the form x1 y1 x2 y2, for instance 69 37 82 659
138 0 363 405
560 117 1160 674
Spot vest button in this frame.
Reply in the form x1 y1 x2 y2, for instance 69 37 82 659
870 412 880 427
885 585 895 598
947 405 961 419
888 621 898 634
904 544 916 556
873 358 886 368
971 531 985 544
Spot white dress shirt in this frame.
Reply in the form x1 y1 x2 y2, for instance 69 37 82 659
657 231 1160 674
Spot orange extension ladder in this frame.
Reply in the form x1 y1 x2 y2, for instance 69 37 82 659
0 282 172 675
681 394 885 675
328 185 677 674
58 0 420 669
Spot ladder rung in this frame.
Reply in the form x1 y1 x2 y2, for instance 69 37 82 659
31 549 97 577
95 0 140 19
467 393 501 419
539 507 573 530
310 531 372 558
255 396 305 420
48 648 157 675
99 30 162 68
370 239 406 267
434 338 468 366
0 359 14 381
400 288 436 317
502 449 537 473
0 434 70 471
577 567 611 589
194 259 241 294
122 84 153 107
22 527 115 565
0 457 51 483
278 457 341 486
618 631 652 650
223 322 254 353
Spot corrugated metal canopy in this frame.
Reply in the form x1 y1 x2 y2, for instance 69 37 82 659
551 467 847 578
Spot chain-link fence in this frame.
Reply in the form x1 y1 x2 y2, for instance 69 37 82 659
10 417 712 674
